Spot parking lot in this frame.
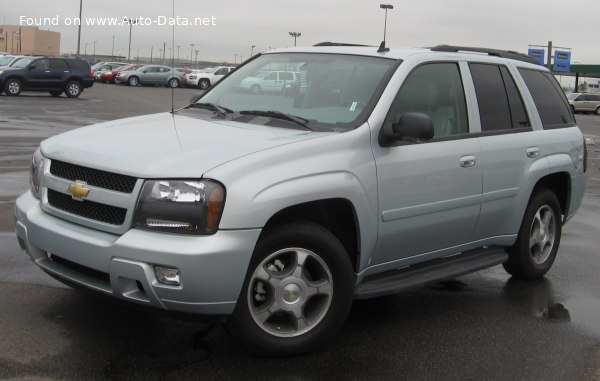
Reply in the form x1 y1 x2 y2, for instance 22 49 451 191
1 84 600 380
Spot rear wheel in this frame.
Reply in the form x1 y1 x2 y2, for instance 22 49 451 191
250 84 261 94
4 78 22 96
65 81 82 98
503 189 562 279
227 220 354 356
595 106 600 115
168 78 180 88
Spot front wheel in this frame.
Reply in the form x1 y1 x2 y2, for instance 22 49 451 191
4 78 22 96
227 220 354 356
128 76 139 86
503 189 562 279
595 106 600 115
168 78 180 88
199 79 210 90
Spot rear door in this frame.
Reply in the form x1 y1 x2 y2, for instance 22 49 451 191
49 58 69 88
468 63 540 240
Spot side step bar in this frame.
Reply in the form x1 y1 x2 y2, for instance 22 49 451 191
354 248 508 299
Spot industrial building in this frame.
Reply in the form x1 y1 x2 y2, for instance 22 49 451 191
0 25 60 56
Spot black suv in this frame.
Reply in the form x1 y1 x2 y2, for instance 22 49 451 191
0 56 94 98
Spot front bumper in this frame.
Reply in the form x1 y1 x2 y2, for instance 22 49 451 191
15 190 260 315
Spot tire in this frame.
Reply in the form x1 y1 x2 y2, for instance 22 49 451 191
128 76 139 86
595 106 600 115
250 84 261 94
199 79 210 90
49 90 63 97
503 189 562 279
227 220 354 356
168 78 180 88
4 78 22 96
65 81 82 98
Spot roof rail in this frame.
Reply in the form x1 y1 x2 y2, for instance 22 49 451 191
430 45 540 65
313 42 374 47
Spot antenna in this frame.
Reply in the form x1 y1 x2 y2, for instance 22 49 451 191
171 0 175 113
377 41 389 53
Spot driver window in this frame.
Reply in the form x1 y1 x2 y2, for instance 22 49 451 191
32 59 49 70
385 63 469 138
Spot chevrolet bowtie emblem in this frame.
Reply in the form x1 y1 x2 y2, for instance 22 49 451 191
67 182 90 200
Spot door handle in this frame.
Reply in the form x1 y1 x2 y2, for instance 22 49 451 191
460 155 477 168
526 147 540 158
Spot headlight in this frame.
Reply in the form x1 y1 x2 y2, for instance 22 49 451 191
29 149 44 199
134 180 225 235
0 70 4 75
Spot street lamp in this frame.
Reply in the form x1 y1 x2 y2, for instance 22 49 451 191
234 53 237 64
251 45 255 57
289 32 301 47
195 49 199 67
190 43 195 65
111 35 115 57
379 4 393 43
176 45 180 63
84 42 88 55
93 40 97 58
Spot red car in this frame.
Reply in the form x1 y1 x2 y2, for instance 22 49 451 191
99 64 143 83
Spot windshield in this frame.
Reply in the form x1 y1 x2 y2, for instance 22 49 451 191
195 53 397 131
0 56 15 66
11 57 35 68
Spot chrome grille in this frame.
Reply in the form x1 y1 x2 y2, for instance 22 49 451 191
50 160 136 193
47 189 127 225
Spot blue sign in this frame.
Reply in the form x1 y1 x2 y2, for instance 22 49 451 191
528 48 545 65
553 50 571 72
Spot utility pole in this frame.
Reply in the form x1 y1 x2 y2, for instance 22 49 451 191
546 41 553 71
76 0 83 56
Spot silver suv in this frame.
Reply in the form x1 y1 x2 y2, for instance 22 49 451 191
15 44 587 355
566 92 600 114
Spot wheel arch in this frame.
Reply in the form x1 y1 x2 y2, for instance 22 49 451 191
261 198 361 273
531 171 571 222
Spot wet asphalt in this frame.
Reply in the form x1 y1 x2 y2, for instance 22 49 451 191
0 84 600 380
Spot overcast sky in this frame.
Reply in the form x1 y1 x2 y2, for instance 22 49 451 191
2 0 599 64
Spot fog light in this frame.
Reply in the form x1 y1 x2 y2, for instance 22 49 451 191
155 266 181 286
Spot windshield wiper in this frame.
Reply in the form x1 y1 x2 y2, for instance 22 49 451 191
189 102 233 119
239 110 312 130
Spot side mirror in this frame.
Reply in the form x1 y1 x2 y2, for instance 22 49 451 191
383 112 434 145
189 93 203 104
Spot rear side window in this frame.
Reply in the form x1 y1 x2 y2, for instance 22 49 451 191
50 59 68 71
70 60 90 71
470 63 530 132
518 69 575 129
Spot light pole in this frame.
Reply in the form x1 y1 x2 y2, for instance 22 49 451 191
111 35 115 57
251 45 255 57
127 17 137 61
84 42 88 55
234 53 237 64
76 0 83 56
195 49 199 67
190 43 195 65
159 48 163 64
136 48 140 61
379 4 393 43
176 45 180 63
93 40 97 59
289 32 301 47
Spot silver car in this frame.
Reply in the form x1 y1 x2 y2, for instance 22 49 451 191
15 45 586 356
114 64 185 87
566 92 600 114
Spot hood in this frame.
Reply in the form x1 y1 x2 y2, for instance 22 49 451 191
41 112 333 179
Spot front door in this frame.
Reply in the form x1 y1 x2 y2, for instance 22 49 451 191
372 62 482 265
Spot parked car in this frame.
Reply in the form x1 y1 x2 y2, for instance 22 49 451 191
92 62 129 80
99 64 143 83
240 70 300 94
114 64 185 87
0 56 93 97
566 92 600 114
187 66 235 89
15 44 586 356
0 55 24 68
